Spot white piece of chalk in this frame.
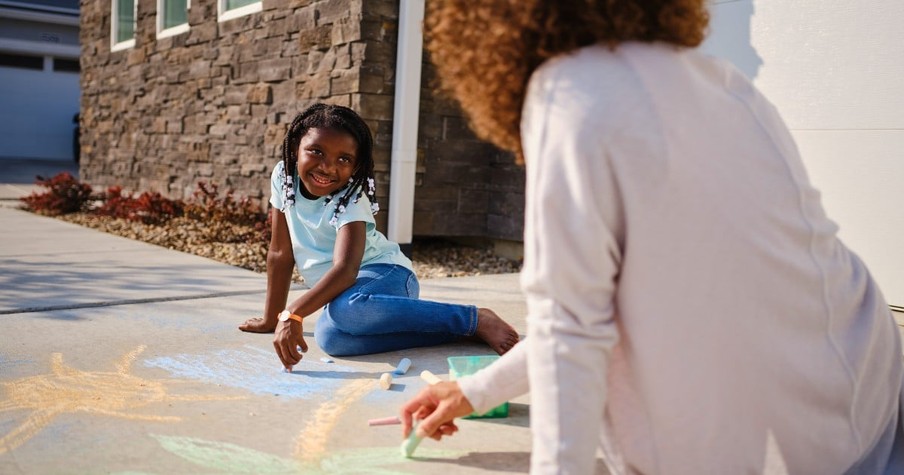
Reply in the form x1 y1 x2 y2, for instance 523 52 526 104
379 372 393 390
368 416 401 426
393 358 411 375
420 370 441 385
320 357 334 363
401 420 424 458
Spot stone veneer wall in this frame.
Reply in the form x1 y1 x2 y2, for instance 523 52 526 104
79 0 524 239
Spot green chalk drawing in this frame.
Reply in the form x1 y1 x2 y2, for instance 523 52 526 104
153 434 462 475
153 435 300 474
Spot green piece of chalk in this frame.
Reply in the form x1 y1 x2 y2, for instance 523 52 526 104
400 420 423 458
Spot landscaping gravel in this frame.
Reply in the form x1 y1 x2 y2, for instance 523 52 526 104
56 213 522 282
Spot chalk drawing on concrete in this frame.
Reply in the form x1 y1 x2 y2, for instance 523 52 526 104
294 378 374 464
0 346 240 454
143 345 359 399
153 434 461 475
151 376 462 473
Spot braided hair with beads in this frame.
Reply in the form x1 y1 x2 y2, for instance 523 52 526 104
279 103 379 226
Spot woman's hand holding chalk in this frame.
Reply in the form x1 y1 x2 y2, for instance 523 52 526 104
400 419 424 457
398 380 474 454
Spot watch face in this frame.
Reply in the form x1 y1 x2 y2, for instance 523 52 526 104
278 311 289 322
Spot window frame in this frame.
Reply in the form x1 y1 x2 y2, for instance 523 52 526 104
217 0 262 23
157 0 190 39
111 0 137 52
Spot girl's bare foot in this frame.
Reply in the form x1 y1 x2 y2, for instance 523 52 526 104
474 308 520 355
238 317 277 333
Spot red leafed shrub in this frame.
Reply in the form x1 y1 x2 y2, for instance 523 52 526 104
20 172 93 215
22 173 268 244
185 181 266 227
254 208 273 244
95 186 184 225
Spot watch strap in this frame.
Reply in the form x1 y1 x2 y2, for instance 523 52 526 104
280 310 303 323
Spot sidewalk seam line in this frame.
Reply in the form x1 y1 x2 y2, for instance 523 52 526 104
0 290 266 315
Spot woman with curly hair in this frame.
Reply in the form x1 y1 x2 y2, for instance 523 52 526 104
401 1 903 473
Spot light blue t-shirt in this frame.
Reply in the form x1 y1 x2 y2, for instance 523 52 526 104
269 162 412 287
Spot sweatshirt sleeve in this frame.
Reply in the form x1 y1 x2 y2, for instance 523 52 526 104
520 61 624 475
457 341 529 414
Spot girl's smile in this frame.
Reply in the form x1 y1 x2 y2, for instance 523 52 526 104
297 127 359 199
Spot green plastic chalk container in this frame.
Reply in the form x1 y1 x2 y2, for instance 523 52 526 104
447 355 509 419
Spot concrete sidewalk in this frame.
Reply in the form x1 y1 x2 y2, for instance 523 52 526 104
0 204 545 474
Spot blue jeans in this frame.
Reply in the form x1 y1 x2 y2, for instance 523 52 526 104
314 264 479 356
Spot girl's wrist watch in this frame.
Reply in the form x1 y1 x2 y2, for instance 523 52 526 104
278 310 303 323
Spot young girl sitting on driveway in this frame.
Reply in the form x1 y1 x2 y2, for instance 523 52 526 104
239 103 519 369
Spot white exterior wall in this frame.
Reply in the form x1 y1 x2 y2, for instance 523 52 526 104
702 0 904 308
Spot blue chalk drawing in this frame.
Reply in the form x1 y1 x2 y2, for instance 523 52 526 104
0 354 31 369
143 346 360 399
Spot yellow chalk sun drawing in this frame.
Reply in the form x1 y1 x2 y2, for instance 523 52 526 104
0 346 239 454
294 378 375 464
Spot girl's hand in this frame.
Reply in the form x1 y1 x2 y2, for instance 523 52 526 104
238 316 277 333
400 382 475 441
273 319 308 371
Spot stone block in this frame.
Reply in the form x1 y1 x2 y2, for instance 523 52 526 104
442 116 480 141
248 84 273 104
360 20 394 42
271 81 297 105
333 49 351 70
298 24 333 51
186 22 217 45
332 16 361 44
351 93 394 121
224 88 248 105
258 58 291 82
166 120 183 134
188 60 212 79
486 214 523 241
296 71 330 99
316 0 358 25
209 124 231 136
362 0 397 21
458 189 490 213
330 68 358 95
289 5 317 31
320 94 351 107
241 163 268 176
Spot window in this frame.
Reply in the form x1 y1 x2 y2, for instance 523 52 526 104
111 0 136 51
218 0 261 22
53 58 80 73
158 0 190 38
0 53 44 71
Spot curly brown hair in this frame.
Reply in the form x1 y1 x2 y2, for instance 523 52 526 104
425 0 709 162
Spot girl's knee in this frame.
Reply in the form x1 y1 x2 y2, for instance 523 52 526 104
315 320 343 356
